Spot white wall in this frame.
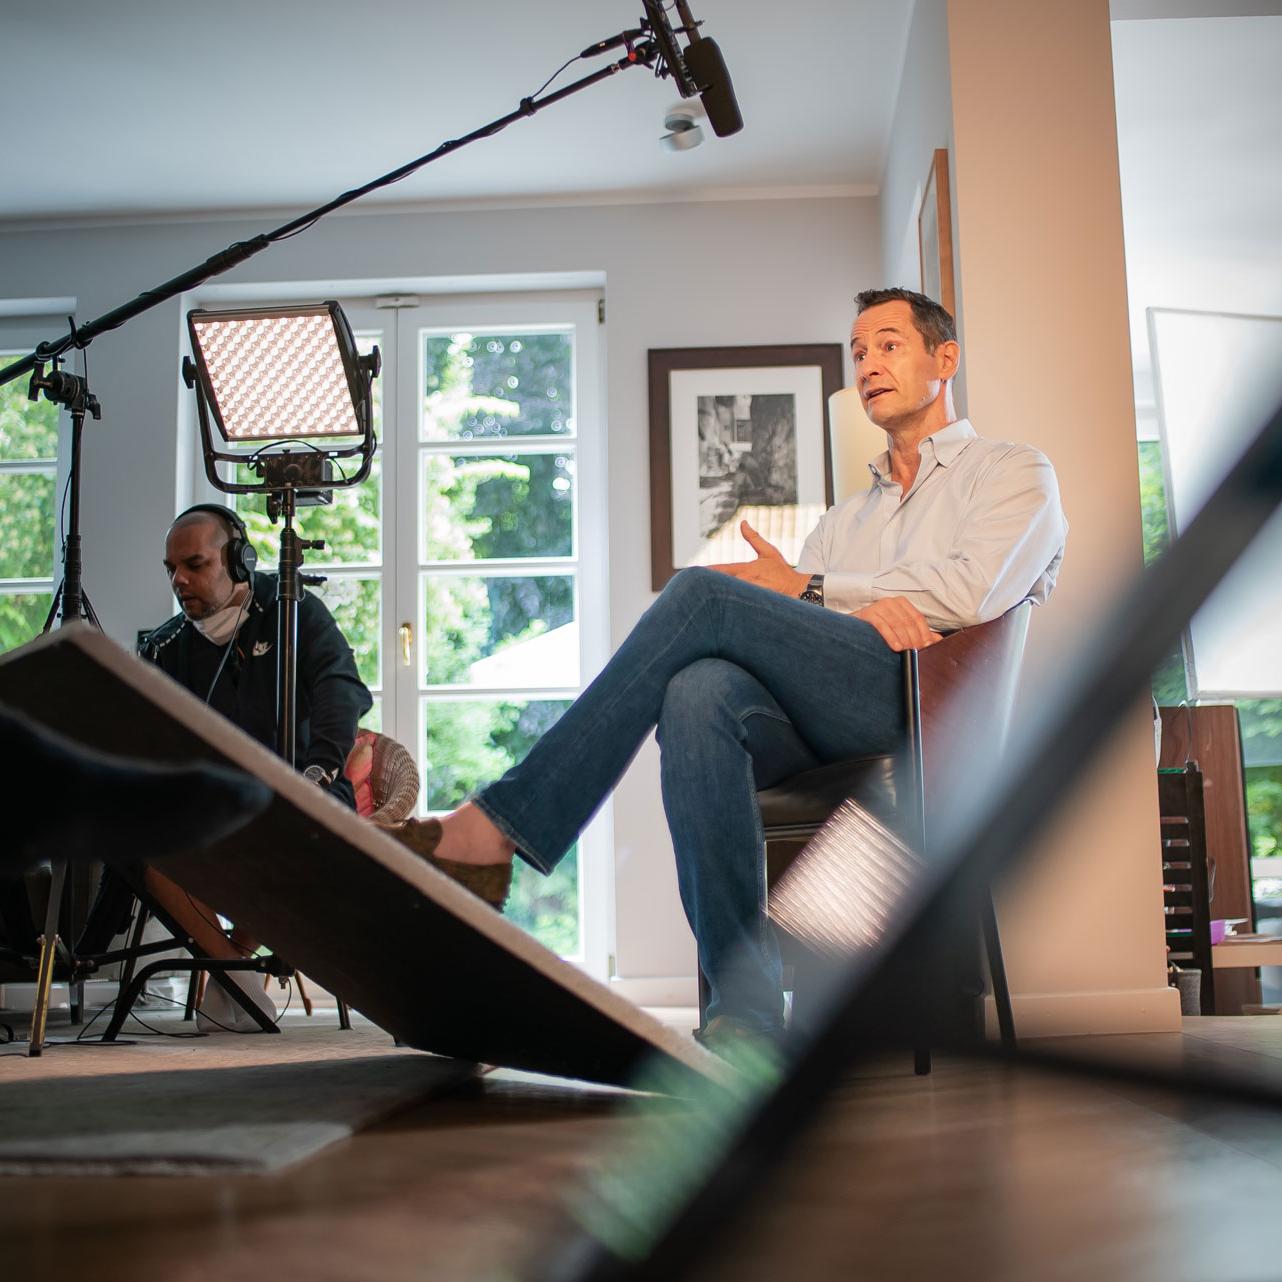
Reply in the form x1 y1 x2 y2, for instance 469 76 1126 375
944 0 1178 1034
0 192 879 999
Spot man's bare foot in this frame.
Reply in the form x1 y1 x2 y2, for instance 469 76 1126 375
436 801 516 867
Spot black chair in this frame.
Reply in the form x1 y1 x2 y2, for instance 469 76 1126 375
698 603 1030 1072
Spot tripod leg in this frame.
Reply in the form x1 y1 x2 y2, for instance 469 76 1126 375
102 904 150 1043
184 969 201 1021
27 860 68 1057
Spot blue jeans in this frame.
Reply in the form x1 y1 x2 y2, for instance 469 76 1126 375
475 567 905 1030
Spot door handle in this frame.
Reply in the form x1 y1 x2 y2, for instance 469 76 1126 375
399 622 413 666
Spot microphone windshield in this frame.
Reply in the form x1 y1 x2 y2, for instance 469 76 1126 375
683 37 743 138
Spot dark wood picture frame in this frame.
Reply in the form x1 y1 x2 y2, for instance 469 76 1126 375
918 148 955 316
647 343 843 591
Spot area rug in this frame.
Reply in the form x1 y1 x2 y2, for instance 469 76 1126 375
0 1016 478 1176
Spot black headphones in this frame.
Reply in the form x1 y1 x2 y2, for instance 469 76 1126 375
177 504 258 583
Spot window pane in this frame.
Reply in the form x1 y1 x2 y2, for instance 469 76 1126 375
422 574 576 688
308 574 381 690
420 697 570 812
360 696 382 734
421 331 573 442
421 451 573 562
233 458 382 566
508 845 580 957
0 592 52 653
0 472 55 578
0 361 59 460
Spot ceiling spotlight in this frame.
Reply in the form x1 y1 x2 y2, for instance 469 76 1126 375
662 106 704 153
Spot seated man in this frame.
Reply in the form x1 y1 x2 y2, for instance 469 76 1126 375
399 288 1069 1046
81 504 371 1028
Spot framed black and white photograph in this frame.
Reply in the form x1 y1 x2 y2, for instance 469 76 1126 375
648 344 842 590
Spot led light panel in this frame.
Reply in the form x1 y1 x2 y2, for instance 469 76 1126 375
190 307 361 441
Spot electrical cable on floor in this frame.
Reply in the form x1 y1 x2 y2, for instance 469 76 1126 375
0 976 296 1053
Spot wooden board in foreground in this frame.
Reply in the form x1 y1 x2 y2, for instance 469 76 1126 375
0 626 716 1089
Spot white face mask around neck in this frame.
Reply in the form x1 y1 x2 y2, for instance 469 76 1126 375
192 589 250 646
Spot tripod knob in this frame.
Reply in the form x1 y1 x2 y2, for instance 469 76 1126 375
302 538 326 552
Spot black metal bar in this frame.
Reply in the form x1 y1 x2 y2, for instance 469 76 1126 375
101 902 151 1045
531 399 1282 1282
59 408 86 625
982 892 1017 1050
100 957 282 1042
276 492 300 765
337 997 352 1032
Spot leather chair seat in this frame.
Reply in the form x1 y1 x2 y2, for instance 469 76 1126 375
757 754 900 833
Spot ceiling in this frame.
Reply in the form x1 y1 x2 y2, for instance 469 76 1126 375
0 1 913 225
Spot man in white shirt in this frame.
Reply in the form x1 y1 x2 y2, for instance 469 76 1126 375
394 288 1067 1045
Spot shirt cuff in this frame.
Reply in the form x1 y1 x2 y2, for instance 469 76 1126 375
818 571 877 614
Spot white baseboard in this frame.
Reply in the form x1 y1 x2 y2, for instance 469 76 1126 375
987 985 1183 1038
611 975 1183 1037
610 975 700 1007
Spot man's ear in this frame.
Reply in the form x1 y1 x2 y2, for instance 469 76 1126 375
936 340 961 381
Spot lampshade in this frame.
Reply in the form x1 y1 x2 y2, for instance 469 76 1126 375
187 302 364 442
827 387 887 504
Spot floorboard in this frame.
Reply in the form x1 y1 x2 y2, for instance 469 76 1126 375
4 1015 1282 1280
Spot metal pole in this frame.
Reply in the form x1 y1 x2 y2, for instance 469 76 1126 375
276 491 300 766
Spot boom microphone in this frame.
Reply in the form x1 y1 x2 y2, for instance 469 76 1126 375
682 36 743 138
639 0 744 137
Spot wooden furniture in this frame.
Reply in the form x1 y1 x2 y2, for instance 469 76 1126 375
699 604 1031 1066
1158 704 1259 1010
1157 765 1215 1013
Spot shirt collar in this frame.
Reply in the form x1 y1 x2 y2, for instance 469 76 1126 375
868 418 978 485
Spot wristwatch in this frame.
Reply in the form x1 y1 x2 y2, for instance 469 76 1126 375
303 763 336 787
799 573 825 607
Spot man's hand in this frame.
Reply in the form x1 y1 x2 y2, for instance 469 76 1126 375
852 596 943 652
707 522 810 597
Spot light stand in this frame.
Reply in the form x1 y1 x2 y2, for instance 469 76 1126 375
27 341 103 631
182 300 380 768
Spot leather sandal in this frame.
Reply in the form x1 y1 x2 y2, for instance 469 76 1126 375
386 817 511 910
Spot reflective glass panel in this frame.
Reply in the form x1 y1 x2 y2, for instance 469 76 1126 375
234 457 382 567
308 573 381 690
420 697 570 812
0 358 59 460
508 845 580 957
421 574 576 688
421 331 573 442
0 472 55 578
421 451 573 562
0 591 52 653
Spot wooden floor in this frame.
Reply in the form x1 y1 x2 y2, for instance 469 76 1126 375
5 1014 1282 1281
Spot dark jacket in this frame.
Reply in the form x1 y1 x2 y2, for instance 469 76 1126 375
142 573 372 808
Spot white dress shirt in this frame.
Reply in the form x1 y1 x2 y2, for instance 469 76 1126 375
796 419 1067 631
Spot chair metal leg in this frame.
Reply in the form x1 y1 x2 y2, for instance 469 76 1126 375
337 996 352 1031
982 890 1017 1050
27 859 68 1058
183 968 201 1021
